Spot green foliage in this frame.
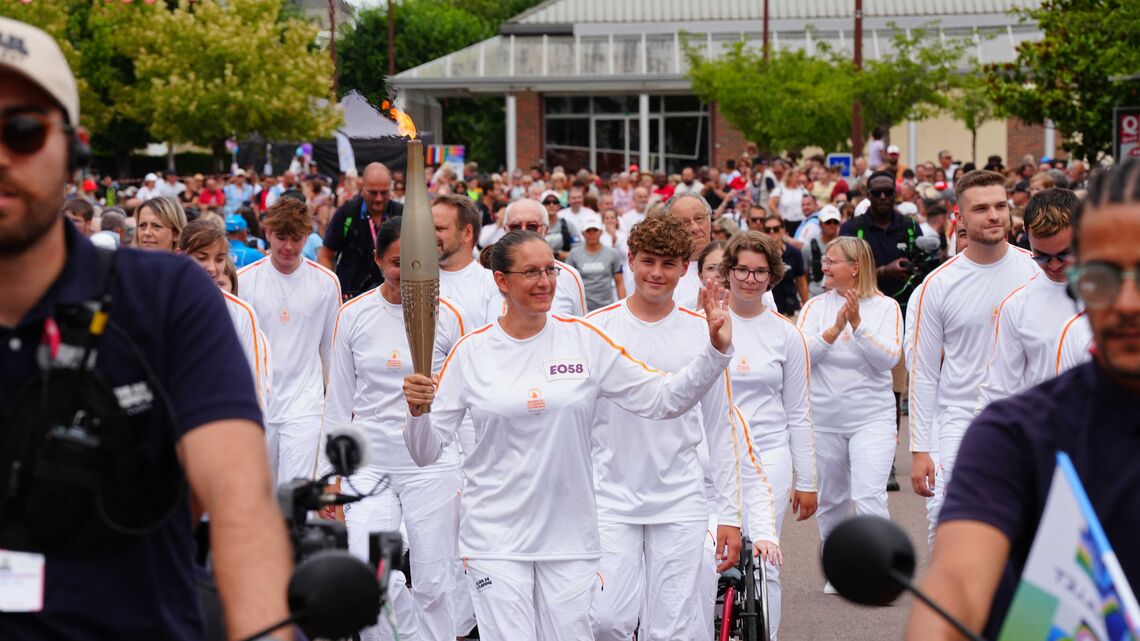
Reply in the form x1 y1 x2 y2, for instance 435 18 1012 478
687 39 855 153
947 75 998 164
983 0 1140 162
856 26 971 137
336 0 545 170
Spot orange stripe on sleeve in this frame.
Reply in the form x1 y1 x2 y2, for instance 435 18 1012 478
552 316 663 375
437 324 493 382
1056 311 1087 375
586 301 623 320
440 297 466 336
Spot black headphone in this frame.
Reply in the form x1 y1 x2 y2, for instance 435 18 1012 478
67 125 92 173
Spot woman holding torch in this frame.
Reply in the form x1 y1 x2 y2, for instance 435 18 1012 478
401 217 736 641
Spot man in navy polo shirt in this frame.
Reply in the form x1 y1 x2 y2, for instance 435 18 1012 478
905 159 1140 640
0 17 291 641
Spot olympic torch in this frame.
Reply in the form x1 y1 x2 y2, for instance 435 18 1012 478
399 135 438 413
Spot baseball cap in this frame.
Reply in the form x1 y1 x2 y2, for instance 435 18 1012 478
581 217 603 232
539 190 561 204
887 145 901 155
234 168 247 177
897 202 918 216
1012 180 1030 194
225 215 248 232
81 178 96 191
144 172 158 182
0 17 80 125
818 205 841 223
729 176 748 190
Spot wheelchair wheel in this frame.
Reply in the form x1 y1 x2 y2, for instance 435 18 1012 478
740 538 771 641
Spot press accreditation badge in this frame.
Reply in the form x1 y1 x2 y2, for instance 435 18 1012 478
0 550 45 612
544 358 590 381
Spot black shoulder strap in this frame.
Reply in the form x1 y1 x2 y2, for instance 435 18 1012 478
78 247 119 370
810 238 823 282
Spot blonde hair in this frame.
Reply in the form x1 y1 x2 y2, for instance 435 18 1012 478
825 237 879 298
135 197 188 249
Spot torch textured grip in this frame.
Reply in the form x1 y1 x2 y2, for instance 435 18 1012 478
401 279 439 414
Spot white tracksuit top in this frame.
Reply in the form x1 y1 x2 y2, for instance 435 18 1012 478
238 257 341 420
1056 311 1094 374
586 300 743 527
440 260 502 328
975 273 1083 411
797 291 902 433
223 290 273 415
404 315 732 561
323 289 467 473
907 248 1039 452
728 308 817 493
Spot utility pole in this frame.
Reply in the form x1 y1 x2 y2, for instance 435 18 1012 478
329 0 338 97
762 0 770 61
852 0 864 157
387 0 396 77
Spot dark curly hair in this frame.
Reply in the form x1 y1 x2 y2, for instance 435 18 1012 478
627 214 692 259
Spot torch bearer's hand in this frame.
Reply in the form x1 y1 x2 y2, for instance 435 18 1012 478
403 374 436 416
698 278 732 354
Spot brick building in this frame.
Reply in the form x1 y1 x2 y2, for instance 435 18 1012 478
390 0 1050 175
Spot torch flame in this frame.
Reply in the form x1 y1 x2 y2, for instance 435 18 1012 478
380 99 418 139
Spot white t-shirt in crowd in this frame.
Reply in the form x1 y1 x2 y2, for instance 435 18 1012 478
1056 311 1094 375
587 301 748 530
553 259 586 317
975 273 1083 411
797 291 902 432
440 259 502 328
323 289 466 473
907 247 1040 453
728 308 817 492
155 181 186 200
619 209 647 234
404 315 732 560
223 290 273 415
770 185 807 223
558 207 599 230
238 257 341 421
136 185 160 202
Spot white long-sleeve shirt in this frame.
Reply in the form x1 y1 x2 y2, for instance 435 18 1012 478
908 248 1039 452
238 257 341 420
1056 311 1094 374
975 273 1083 411
404 315 732 561
223 290 272 415
586 301 744 528
797 291 901 432
440 259 501 328
323 289 467 474
728 308 817 492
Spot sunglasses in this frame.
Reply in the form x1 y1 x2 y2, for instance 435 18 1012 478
543 200 560 206
1031 248 1073 266
507 222 543 232
1 112 67 156
763 225 783 233
869 188 896 198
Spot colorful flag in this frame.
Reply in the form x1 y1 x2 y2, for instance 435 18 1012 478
998 452 1140 641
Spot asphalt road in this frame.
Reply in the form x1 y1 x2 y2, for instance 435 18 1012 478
776 417 929 641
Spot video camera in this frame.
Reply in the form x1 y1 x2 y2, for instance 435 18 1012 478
892 234 943 299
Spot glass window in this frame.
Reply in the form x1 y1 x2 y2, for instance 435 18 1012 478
593 96 637 114
547 36 577 76
594 118 626 152
514 37 543 76
545 118 590 148
664 95 704 113
646 34 677 75
580 36 609 75
546 147 590 175
614 35 642 74
545 96 591 116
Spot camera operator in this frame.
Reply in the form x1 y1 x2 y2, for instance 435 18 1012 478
0 18 291 641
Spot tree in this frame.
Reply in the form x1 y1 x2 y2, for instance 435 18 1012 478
947 75 998 165
336 0 545 170
120 0 339 160
855 26 972 145
984 0 1140 162
687 40 856 154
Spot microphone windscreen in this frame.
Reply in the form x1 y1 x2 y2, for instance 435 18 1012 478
915 234 942 254
289 550 381 638
325 423 372 476
821 515 915 606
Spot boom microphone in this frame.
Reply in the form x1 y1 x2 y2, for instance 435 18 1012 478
821 516 986 641
915 234 942 254
325 424 371 478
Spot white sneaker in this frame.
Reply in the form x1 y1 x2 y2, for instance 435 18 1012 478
823 581 839 595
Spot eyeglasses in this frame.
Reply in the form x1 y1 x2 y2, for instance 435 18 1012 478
869 188 896 198
503 266 562 280
507 222 543 232
364 189 390 197
748 217 765 225
763 225 783 233
1 112 68 156
543 200 561 206
1069 263 1139 310
1031 248 1073 266
730 266 771 282
821 258 853 268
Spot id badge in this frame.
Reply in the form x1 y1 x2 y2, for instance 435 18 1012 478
0 550 45 612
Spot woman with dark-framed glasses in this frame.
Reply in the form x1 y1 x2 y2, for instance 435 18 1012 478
400 228 736 641
721 230 817 640
796 237 901 593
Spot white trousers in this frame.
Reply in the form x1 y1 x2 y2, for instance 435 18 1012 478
923 418 967 549
465 558 600 641
345 468 462 641
815 425 896 543
696 512 719 639
590 519 707 641
745 443 792 641
274 416 322 483
924 449 946 550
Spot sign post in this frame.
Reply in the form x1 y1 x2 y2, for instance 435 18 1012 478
1113 107 1140 161
826 152 854 179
